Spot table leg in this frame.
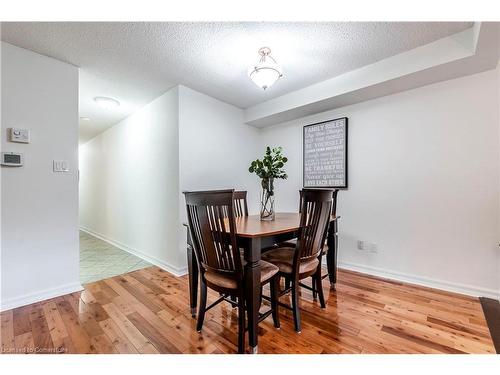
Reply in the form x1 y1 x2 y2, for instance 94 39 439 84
244 237 261 354
186 233 198 317
326 219 338 288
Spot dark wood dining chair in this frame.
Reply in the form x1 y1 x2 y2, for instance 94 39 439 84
233 190 249 217
221 190 248 218
310 189 338 298
281 189 339 298
300 189 338 215
184 189 280 353
262 189 333 333
221 190 249 304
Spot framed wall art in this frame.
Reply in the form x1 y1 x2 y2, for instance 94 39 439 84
303 117 348 189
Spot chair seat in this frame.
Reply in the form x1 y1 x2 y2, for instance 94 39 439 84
261 247 319 275
278 239 329 254
279 239 297 247
204 260 279 289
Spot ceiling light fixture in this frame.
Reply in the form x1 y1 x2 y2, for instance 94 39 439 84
79 117 91 121
248 47 283 90
94 96 120 109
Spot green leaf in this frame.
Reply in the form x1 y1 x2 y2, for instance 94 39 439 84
249 146 288 180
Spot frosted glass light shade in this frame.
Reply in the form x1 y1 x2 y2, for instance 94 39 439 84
94 96 120 109
248 49 283 90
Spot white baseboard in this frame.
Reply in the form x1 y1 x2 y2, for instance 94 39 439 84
79 227 188 277
335 260 500 300
0 282 83 312
79 228 500 300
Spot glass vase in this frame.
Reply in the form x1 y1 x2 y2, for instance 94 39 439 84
260 188 275 221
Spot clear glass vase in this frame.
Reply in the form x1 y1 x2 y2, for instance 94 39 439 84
260 188 275 221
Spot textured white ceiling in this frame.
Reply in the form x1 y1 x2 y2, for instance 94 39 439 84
0 22 472 143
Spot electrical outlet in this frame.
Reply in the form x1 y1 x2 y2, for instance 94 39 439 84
358 240 379 253
357 240 365 250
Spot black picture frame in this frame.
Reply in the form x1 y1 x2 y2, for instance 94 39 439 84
303 117 348 189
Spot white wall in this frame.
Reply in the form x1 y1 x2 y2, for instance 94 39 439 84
1 42 80 311
259 70 500 298
79 85 262 272
79 87 182 273
177 86 261 267
78 72 499 298
497 63 500 300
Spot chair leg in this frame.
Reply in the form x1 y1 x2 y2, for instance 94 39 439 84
220 292 237 307
237 293 245 354
230 293 237 307
311 276 317 300
285 277 291 290
196 278 207 332
259 286 263 310
291 278 301 333
315 271 326 308
270 276 280 328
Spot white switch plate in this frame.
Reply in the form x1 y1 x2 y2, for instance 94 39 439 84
53 160 69 172
9 128 30 143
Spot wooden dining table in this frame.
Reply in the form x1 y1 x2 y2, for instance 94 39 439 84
184 212 339 354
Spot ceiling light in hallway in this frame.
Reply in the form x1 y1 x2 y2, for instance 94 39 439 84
94 96 120 109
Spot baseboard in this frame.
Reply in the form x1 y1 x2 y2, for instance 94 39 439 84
0 282 83 312
335 260 500 300
79 226 188 277
79 228 499 299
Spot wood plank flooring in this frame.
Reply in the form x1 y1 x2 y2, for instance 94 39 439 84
0 267 495 354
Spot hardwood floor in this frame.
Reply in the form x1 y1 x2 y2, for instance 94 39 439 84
0 267 495 354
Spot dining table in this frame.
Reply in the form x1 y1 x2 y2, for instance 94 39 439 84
184 212 339 354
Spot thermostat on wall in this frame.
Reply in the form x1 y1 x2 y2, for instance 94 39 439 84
1 152 24 167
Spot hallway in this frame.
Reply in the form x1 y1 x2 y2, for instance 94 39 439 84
79 231 151 284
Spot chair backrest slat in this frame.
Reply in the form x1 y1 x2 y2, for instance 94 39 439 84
331 189 338 217
295 189 333 264
233 190 249 217
298 189 338 216
221 190 248 218
184 190 242 279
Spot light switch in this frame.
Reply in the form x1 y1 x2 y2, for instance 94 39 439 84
9 128 30 143
53 160 69 172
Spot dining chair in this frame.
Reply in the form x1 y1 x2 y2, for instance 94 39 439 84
281 189 339 297
262 189 333 333
233 190 249 217
221 190 248 219
310 189 338 298
184 189 280 353
221 190 249 304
